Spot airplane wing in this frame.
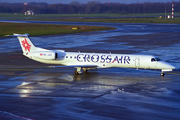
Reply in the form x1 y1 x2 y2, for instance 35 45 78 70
48 65 98 68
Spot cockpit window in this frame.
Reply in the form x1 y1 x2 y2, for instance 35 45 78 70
151 58 161 62
155 58 161 61
151 58 156 62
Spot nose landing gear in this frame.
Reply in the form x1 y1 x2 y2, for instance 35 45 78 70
161 72 165 76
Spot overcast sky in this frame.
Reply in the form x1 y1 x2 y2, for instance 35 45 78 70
0 0 178 4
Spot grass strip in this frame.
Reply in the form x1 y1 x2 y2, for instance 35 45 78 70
50 17 180 24
0 22 115 37
1 13 180 17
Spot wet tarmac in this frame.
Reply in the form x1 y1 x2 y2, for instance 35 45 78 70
0 21 180 120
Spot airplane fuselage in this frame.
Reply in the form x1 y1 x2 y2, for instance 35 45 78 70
27 50 175 71
10 33 175 76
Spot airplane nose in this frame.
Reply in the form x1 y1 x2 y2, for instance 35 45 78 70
167 63 176 69
171 65 176 69
161 62 176 70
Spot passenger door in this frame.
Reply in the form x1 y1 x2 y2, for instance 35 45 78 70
135 58 140 67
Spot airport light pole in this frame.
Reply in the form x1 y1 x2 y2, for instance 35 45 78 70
172 2 174 19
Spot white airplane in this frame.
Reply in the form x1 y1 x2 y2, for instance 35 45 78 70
9 33 175 76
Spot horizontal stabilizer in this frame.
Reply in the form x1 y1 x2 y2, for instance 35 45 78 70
6 33 29 37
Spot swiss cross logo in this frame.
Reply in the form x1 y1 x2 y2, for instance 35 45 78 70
21 38 31 52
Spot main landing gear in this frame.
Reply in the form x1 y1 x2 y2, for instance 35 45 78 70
74 67 89 75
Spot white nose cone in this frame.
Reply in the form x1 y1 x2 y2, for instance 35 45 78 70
166 63 176 69
161 62 176 72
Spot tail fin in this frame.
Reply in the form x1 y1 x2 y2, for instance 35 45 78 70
13 34 36 54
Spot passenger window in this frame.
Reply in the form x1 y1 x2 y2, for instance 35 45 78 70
66 56 68 58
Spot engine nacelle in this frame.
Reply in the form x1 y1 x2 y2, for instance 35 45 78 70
56 51 66 60
30 51 57 60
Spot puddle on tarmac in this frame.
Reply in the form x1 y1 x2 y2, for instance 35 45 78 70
0 111 34 120
0 81 32 88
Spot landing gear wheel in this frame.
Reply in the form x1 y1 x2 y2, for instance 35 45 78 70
83 69 88 73
75 70 80 75
161 72 165 76
75 67 82 75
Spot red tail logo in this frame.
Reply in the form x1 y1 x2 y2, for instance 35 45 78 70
21 38 31 52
